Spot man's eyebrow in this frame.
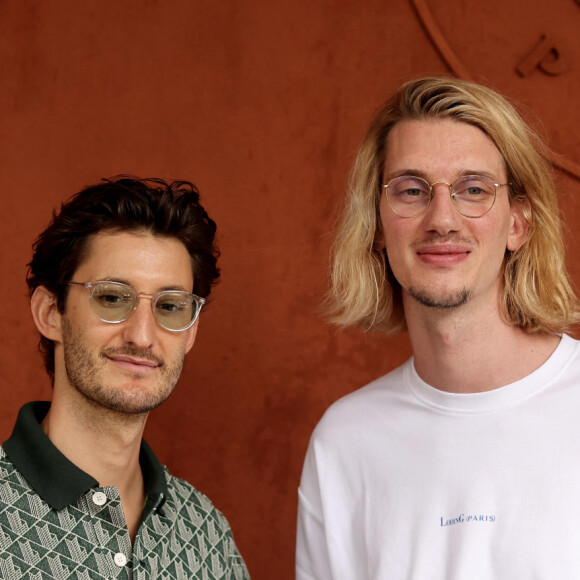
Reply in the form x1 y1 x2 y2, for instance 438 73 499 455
383 169 430 182
96 278 191 293
159 285 192 293
96 276 131 286
457 169 503 182
383 169 503 183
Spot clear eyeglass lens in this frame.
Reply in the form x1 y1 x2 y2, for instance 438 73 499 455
89 282 198 331
154 292 196 330
387 175 496 218
387 177 431 217
91 282 135 322
451 176 496 217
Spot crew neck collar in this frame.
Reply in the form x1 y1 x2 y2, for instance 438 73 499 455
405 334 577 414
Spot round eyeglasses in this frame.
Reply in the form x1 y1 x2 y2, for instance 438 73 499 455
68 281 205 332
383 174 510 218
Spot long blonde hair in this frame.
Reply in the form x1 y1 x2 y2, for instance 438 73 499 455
327 77 579 333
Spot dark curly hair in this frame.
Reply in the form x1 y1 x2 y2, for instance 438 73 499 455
27 176 220 379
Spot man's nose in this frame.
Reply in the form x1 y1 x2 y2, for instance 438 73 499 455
119 297 157 348
421 183 462 235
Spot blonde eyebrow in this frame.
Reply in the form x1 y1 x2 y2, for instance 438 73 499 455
383 169 503 183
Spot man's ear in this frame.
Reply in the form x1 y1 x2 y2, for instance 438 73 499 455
30 286 62 342
507 199 530 252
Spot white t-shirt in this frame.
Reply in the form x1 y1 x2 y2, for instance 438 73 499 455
297 334 580 579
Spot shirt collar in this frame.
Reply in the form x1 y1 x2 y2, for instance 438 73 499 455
3 401 168 511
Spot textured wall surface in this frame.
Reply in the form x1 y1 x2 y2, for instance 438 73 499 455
1 1 579 577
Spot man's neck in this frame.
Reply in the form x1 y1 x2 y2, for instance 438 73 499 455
404 294 560 394
42 387 147 540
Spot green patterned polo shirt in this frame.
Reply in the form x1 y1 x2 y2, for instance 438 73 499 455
0 402 250 579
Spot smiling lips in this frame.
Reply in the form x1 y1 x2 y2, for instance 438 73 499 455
415 244 471 266
106 354 161 373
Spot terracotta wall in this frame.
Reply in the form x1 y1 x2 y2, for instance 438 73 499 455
1 1 579 577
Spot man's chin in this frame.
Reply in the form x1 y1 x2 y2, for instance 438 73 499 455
92 394 168 416
78 380 176 416
407 287 472 310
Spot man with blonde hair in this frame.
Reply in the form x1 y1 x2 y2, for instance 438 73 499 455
296 77 580 579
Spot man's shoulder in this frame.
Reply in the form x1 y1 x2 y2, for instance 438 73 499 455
312 359 411 440
157 467 250 572
541 333 580 387
162 467 236 533
163 468 217 510
330 359 410 409
0 444 24 484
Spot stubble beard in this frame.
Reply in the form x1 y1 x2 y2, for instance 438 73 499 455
61 318 185 415
407 286 473 310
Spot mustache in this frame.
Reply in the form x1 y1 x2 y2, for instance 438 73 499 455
411 233 475 248
100 346 164 366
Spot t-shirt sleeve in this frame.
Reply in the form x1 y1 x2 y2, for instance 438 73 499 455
296 436 334 580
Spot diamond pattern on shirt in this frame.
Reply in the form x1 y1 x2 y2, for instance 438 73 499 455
0 448 249 579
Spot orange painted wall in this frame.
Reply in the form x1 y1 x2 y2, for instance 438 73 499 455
1 1 579 577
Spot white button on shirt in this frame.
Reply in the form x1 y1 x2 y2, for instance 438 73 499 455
114 553 127 567
92 491 107 506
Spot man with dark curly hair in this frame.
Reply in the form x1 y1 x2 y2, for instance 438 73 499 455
0 177 249 579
